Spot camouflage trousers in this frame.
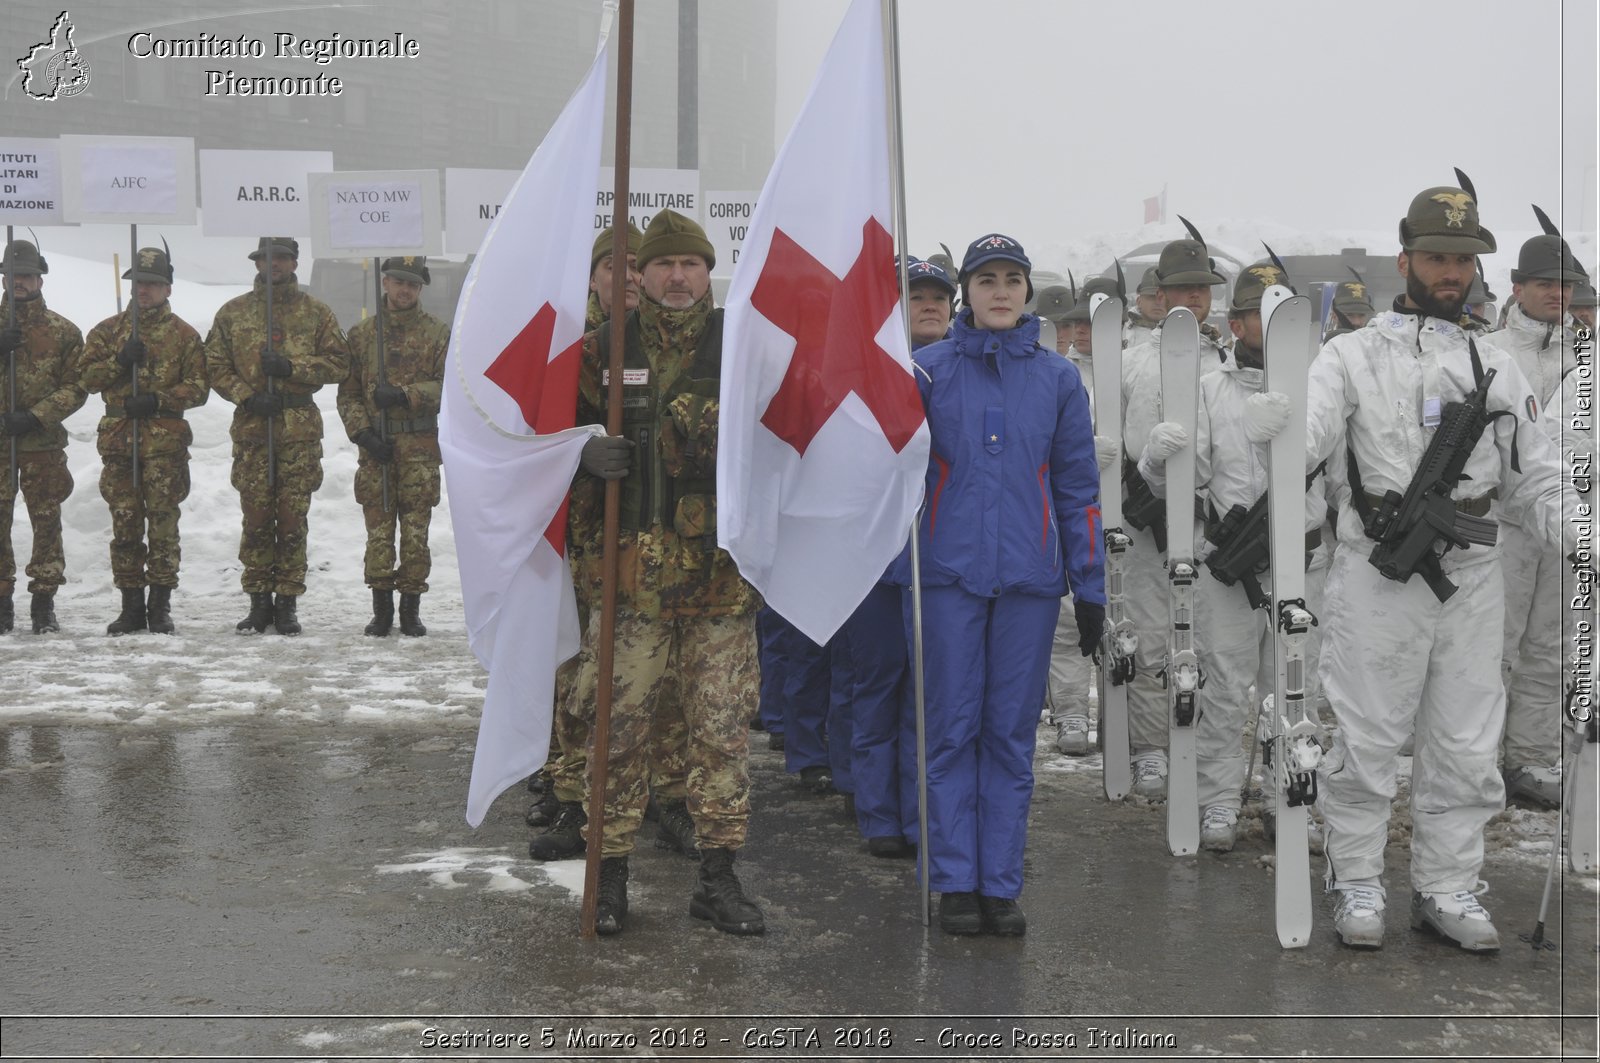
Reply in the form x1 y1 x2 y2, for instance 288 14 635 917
230 441 323 596
0 449 72 595
354 459 439 594
99 450 191 588
549 653 690 806
569 610 757 856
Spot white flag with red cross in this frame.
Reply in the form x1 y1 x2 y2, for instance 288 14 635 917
719 0 929 646
441 40 609 828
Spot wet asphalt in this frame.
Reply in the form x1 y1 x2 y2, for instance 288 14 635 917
1 718 1595 1061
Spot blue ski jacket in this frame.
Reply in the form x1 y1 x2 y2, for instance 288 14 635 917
893 311 1104 605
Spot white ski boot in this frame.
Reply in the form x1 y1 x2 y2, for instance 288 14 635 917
1055 714 1092 757
1331 883 1385 949
1200 805 1238 852
1410 884 1500 952
1131 750 1168 800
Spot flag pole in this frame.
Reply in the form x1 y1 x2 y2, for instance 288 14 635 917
581 0 634 941
882 0 931 929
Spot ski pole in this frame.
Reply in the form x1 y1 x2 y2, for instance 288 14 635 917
128 224 141 496
1523 741 1583 951
264 249 277 489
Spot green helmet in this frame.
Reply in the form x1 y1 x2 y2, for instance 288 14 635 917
1033 285 1074 323
1510 234 1585 284
1398 186 1496 254
1230 261 1288 312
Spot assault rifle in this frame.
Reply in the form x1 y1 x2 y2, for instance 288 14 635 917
1204 464 1326 611
1122 455 1167 553
1362 365 1501 602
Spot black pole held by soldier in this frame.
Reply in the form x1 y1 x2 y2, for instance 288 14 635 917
128 224 142 494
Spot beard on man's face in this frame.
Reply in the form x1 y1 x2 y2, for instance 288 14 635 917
1406 269 1468 321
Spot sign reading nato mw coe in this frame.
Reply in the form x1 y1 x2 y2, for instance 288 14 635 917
309 169 441 259
59 134 197 225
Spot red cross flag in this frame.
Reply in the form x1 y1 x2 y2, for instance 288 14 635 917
440 40 608 828
719 0 929 645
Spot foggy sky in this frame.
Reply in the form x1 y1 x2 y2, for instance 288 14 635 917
778 0 1597 261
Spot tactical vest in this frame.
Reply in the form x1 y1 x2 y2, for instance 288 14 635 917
593 307 723 534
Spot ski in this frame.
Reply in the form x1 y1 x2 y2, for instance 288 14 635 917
1160 306 1202 856
1262 289 1319 948
1091 291 1132 801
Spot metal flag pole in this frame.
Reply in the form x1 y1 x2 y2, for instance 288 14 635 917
882 0 930 928
128 224 141 494
265 244 278 489
113 253 123 313
373 257 392 513
4 226 17 495
582 0 633 941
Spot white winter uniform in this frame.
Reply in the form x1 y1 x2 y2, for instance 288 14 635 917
1047 345 1099 722
1307 309 1568 894
1138 356 1330 813
1477 305 1581 770
1118 324 1230 754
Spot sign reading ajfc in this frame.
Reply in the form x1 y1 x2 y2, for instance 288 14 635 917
17 11 92 100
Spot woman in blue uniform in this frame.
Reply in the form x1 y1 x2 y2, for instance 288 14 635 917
903 234 1104 935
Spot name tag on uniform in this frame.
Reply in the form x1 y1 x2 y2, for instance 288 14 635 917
1422 396 1442 428
601 368 650 386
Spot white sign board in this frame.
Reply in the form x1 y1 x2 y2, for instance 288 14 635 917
0 137 66 225
308 169 441 258
703 190 759 277
594 167 699 234
60 134 196 225
444 167 517 254
199 149 332 236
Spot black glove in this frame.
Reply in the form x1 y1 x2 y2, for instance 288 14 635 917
373 384 408 410
580 433 634 480
242 392 284 416
260 352 293 378
1074 599 1106 658
354 428 395 464
116 336 148 369
2 409 41 437
0 325 21 356
123 393 159 419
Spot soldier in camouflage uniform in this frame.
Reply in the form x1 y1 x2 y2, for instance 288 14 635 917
205 237 349 635
562 210 762 938
338 256 448 638
0 240 85 635
80 247 209 635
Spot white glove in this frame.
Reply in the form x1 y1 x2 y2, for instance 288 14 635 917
1093 435 1118 471
1144 422 1188 465
1243 391 1292 444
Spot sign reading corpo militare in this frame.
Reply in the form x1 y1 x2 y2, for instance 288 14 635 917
308 168 441 258
59 134 196 224
594 167 699 234
199 149 332 236
703 190 758 277
0 137 66 225
443 167 517 254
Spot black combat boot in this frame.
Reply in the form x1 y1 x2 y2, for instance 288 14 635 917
364 589 394 636
593 856 629 936
398 592 426 636
30 592 58 634
235 592 274 634
273 594 301 636
106 586 147 636
689 848 765 935
145 586 175 635
528 800 587 860
655 799 700 858
525 788 561 827
0 593 15 633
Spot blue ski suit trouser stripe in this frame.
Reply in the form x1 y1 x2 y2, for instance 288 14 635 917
907 585 1059 898
756 606 787 736
845 583 915 841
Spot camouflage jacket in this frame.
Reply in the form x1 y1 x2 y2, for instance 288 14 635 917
569 293 756 620
0 293 86 453
81 301 209 458
204 275 349 446
338 303 448 464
